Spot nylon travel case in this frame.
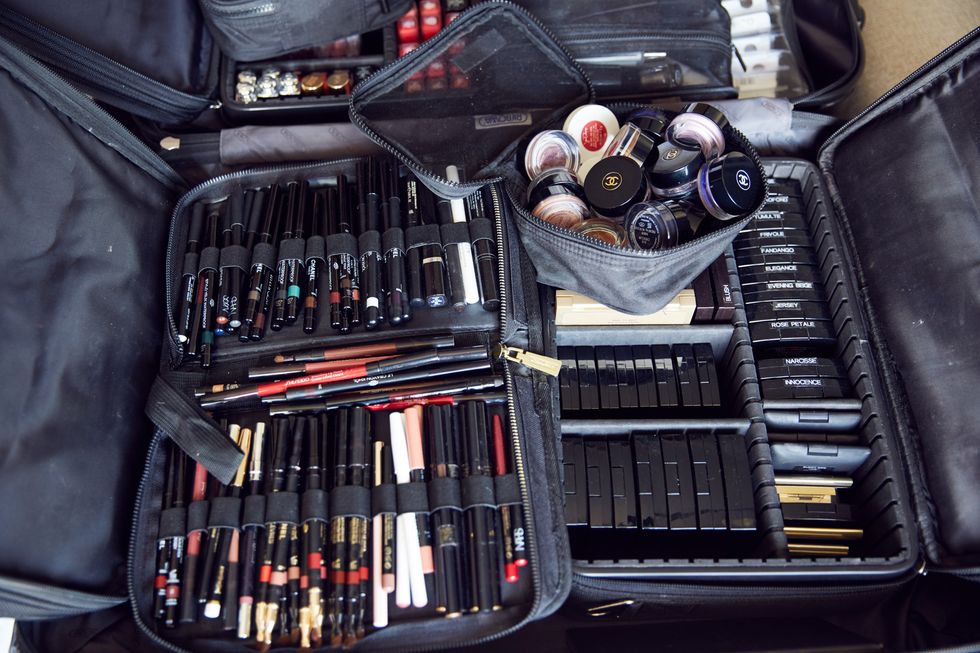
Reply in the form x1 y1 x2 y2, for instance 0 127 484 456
2 2 980 653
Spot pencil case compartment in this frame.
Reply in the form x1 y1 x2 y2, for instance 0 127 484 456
348 2 766 316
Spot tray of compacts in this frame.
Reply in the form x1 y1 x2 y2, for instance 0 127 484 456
556 159 914 578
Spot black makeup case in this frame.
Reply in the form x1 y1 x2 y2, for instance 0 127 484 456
0 0 863 129
2 2 980 653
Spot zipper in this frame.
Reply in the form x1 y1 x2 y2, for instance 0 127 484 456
199 0 276 18
0 33 182 190
0 5 212 122
559 28 731 54
348 0 595 197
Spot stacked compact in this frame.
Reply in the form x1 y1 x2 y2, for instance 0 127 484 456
734 167 872 557
523 102 763 250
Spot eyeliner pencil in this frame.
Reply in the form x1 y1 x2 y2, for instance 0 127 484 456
301 416 324 646
197 207 221 366
218 427 253 629
216 189 239 329
465 188 500 312
427 404 464 617
237 422 266 639
272 181 300 331
337 175 361 331
402 170 426 307
239 188 266 342
304 190 327 334
227 187 248 330
177 203 206 349
245 184 282 339
371 437 390 629
360 160 384 329
178 460 210 624
286 182 309 325
163 450 188 628
383 159 411 324
154 447 178 621
445 165 481 306
274 334 455 364
328 410 350 647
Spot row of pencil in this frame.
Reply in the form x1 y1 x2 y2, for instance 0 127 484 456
176 159 500 367
153 402 526 649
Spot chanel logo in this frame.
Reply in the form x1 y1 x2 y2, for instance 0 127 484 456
664 148 679 161
602 172 622 190
736 169 752 190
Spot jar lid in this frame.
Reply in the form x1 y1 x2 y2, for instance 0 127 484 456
524 130 580 179
583 156 648 218
563 104 620 168
647 141 705 193
698 152 763 219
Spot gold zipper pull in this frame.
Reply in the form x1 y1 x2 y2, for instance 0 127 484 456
495 345 563 377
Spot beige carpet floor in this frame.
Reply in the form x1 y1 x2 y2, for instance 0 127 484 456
835 0 980 118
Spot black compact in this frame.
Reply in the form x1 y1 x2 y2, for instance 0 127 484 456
583 155 650 219
623 200 694 250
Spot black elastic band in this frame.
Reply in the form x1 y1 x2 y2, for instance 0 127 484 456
396 481 430 514
187 500 209 534
208 496 242 530
468 216 494 244
219 244 250 272
461 475 496 509
428 476 462 512
405 224 441 251
440 222 471 246
329 485 372 519
182 251 199 277
372 483 397 516
326 232 358 259
277 237 306 264
251 242 276 269
359 230 382 257
301 488 330 524
242 494 267 529
305 234 326 263
494 473 521 507
198 246 220 274
265 491 300 525
381 227 404 255
158 507 187 540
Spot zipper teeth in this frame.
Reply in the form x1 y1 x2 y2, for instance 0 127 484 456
0 25 182 189
201 0 275 17
347 0 596 194
562 30 731 51
164 158 363 367
3 8 208 112
821 27 977 145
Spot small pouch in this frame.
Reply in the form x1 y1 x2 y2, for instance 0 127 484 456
350 2 765 315
200 0 413 62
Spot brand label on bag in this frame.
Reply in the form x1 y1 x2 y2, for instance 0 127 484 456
474 112 532 130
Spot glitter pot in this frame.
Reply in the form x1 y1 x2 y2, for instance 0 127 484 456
524 130 581 179
666 102 729 160
647 140 705 199
575 218 628 247
623 200 694 250
697 152 764 220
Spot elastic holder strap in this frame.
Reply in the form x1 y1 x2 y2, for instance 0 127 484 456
359 230 382 258
329 485 372 519
494 473 521 507
251 242 277 269
208 496 242 530
396 481 430 515
305 234 326 264
301 488 330 524
198 246 220 274
440 222 471 246
187 500 209 535
158 507 187 541
428 476 462 512
182 251 200 278
218 244 250 272
461 475 496 509
242 494 267 529
326 232 358 259
381 227 404 255
372 483 397 516
405 224 441 252
277 237 306 265
264 491 300 525
468 217 494 244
